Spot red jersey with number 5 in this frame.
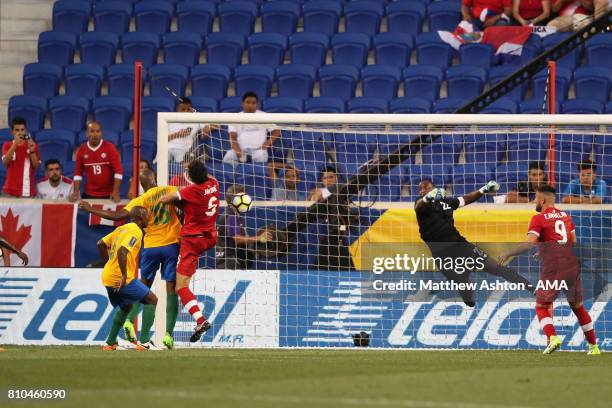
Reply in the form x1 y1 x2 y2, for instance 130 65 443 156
177 177 220 237
527 207 576 263
74 140 123 197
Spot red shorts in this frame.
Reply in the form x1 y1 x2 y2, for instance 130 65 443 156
177 232 218 277
536 258 582 303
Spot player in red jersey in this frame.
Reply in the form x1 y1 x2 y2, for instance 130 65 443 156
499 185 600 355
161 160 220 342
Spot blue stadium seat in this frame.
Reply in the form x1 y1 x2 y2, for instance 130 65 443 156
446 65 487 99
190 64 231 100
289 32 329 68
35 128 76 149
331 33 370 68
206 33 245 69
248 33 288 68
573 66 612 102
386 1 425 36
416 32 453 69
556 134 593 165
305 97 346 113
92 96 133 132
361 65 401 100
218 1 258 36
561 99 604 114
292 140 329 173
421 134 462 165
0 128 13 144
344 1 384 36
319 64 360 100
607 101 612 113
93 1 132 34
261 1 301 35
206 161 234 193
488 65 525 102
519 99 560 114
463 132 506 165
8 96 47 132
148 64 189 97
276 64 316 99
373 33 414 68
220 96 243 112
390 97 431 113
52 0 91 34
134 1 174 35
141 97 174 132
402 65 443 101
585 33 612 69
77 129 120 147
481 97 518 114
176 0 216 36
302 0 342 37
64 64 104 99
79 32 119 67
501 43 540 66
427 1 461 32
162 32 203 66
506 133 547 163
459 43 494 68
408 163 452 195
38 31 77 66
190 97 218 112
542 33 581 69
38 140 73 165
107 64 147 99
496 162 530 194
22 63 62 98
334 142 373 175
347 97 388 113
121 141 157 170
263 96 303 113
120 129 157 146
532 66 572 102
121 32 161 67
234 163 272 200
49 96 89 132
452 163 491 198
433 97 466 113
234 64 275 100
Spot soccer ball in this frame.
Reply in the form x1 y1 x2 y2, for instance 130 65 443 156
231 193 253 213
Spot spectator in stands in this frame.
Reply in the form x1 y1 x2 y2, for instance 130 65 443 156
1 117 40 198
127 159 153 199
169 152 196 188
270 164 307 201
547 0 594 31
70 121 122 202
37 159 73 200
505 161 547 203
561 159 608 204
309 166 338 202
462 0 512 29
513 0 552 26
168 97 215 163
223 92 280 165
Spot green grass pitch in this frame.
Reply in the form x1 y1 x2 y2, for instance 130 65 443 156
1 347 610 408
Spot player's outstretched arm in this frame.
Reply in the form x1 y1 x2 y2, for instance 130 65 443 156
462 181 500 206
0 236 28 265
498 234 539 265
160 191 180 205
79 201 129 221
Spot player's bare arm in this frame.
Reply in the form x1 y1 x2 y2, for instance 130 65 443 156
0 236 28 265
228 131 243 158
160 191 181 205
79 201 130 221
498 234 539 265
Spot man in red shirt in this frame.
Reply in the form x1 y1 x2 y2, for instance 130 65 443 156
462 0 512 28
161 160 220 342
2 117 40 198
70 121 122 202
513 0 552 26
499 185 600 355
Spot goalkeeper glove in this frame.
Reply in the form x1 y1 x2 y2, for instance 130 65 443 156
479 181 500 194
424 188 445 203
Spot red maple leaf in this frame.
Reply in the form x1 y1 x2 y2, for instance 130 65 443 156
0 209 32 250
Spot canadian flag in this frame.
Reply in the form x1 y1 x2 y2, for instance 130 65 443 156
0 203 76 267
88 204 126 227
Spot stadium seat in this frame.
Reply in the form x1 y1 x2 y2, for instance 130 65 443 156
361 65 401 100
93 1 132 34
433 97 466 113
344 1 384 36
107 64 147 99
506 133 547 163
496 162 530 194
556 134 593 165
585 33 612 69
8 96 47 132
519 99 560 114
459 43 494 68
573 67 612 102
532 67 572 102
402 65 444 101
276 64 316 99
373 33 414 68
416 33 453 69
22 63 62 98
206 33 245 69
218 1 258 36
206 161 234 193
289 32 329 68
446 65 487 99
607 101 612 113
121 141 157 170
176 1 216 36
292 140 329 173
120 129 156 146
561 99 604 114
35 128 76 149
263 97 303 113
64 64 104 99
162 32 203 67
331 33 371 68
481 98 518 114
386 1 425 36
409 163 452 195
488 65 526 102
234 65 275 100
302 0 342 37
77 129 120 147
427 1 462 32
421 134 462 165
148 64 189 98
234 163 272 200
190 97 218 112
220 96 243 112
319 64 360 100
248 33 288 68
0 128 13 144
452 164 491 198
334 142 373 175
38 140 73 165
121 32 161 67
261 1 301 35
141 97 174 132
463 132 506 165
49 96 90 132
390 97 432 113
38 31 77 67
52 0 91 34
79 32 119 67
190 64 231 100
542 33 581 69
92 97 133 132
305 97 346 113
347 97 388 113
134 1 174 35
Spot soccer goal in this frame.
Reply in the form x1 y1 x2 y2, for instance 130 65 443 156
156 113 612 350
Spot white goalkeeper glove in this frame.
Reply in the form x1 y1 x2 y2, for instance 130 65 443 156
424 188 446 203
479 181 500 194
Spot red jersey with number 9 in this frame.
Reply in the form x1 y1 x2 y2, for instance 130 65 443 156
177 177 220 237
527 207 576 263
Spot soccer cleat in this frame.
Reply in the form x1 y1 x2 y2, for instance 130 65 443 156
123 320 137 343
102 343 128 351
163 333 174 350
138 340 163 351
189 320 211 343
543 335 562 354
587 344 601 355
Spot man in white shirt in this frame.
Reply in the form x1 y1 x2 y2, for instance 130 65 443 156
168 97 213 163
223 92 280 165
37 159 73 200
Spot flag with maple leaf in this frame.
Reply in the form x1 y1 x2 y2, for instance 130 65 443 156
88 203 126 227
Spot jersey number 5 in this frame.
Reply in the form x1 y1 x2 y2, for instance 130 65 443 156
554 220 568 244
205 196 218 217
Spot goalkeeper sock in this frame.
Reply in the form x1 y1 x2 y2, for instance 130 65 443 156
126 302 141 323
571 305 596 345
106 308 129 346
139 304 156 343
535 303 557 340
166 293 179 335
177 287 205 325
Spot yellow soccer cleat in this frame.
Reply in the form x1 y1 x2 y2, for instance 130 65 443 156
163 333 174 350
543 336 562 355
123 320 137 343
587 344 601 355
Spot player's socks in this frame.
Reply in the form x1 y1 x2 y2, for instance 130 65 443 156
126 303 141 323
106 308 129 346
138 304 156 343
177 287 205 324
166 293 179 335
571 305 597 345
535 304 557 340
